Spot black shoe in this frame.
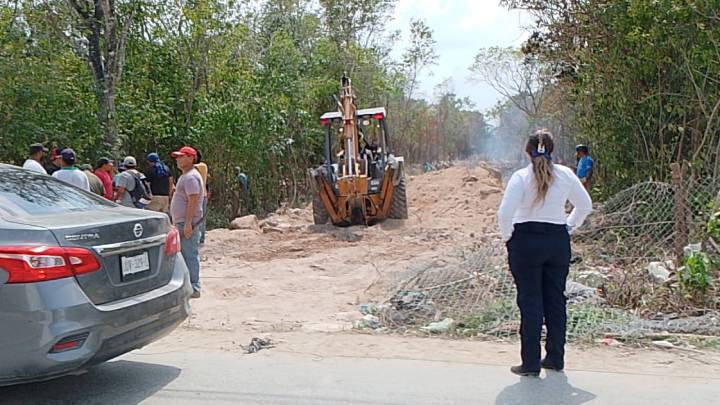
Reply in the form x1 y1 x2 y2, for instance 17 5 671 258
510 365 540 377
541 358 564 371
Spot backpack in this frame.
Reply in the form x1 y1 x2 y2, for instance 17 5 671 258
128 171 152 208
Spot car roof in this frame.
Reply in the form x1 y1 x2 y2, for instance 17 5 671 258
320 107 386 120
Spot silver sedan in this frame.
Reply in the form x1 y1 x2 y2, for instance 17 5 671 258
0 164 192 386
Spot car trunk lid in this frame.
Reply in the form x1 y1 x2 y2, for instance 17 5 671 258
4 208 176 305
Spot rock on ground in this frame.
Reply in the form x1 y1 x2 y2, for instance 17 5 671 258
230 215 260 232
647 262 671 283
566 281 604 305
576 270 609 288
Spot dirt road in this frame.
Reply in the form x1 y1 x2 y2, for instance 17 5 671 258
172 161 502 338
156 161 720 375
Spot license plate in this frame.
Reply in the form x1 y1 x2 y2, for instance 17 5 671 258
121 252 150 279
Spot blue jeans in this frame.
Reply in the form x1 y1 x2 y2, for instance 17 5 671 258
200 198 208 244
177 222 201 292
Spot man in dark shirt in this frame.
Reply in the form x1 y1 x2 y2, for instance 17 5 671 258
144 152 174 214
46 146 65 175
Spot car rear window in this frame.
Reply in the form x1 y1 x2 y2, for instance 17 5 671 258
0 166 114 217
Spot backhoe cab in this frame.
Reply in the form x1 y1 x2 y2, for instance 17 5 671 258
310 76 408 226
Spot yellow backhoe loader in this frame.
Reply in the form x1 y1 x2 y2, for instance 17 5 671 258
310 76 408 226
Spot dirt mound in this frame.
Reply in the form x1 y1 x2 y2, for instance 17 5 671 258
406 161 503 237
178 160 505 341
233 160 504 236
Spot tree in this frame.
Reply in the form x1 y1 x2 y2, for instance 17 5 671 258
0 0 490 222
319 0 395 50
469 47 548 120
503 0 720 190
390 19 437 160
66 0 135 155
401 19 438 103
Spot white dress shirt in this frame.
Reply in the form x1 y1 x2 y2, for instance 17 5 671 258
497 163 592 242
22 159 47 174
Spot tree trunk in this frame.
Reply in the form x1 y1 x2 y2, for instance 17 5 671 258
103 88 120 154
68 0 130 157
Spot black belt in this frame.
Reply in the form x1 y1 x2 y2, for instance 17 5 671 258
514 222 568 234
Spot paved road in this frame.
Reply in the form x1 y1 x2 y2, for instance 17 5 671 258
1 351 718 404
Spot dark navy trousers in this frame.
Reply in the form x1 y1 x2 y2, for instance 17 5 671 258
506 222 571 371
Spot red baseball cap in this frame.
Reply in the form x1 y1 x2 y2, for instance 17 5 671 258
50 147 64 160
170 146 198 160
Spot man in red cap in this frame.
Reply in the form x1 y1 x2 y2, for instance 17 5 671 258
46 147 64 175
170 146 205 299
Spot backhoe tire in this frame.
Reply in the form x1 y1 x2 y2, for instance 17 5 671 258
388 176 408 220
312 191 330 225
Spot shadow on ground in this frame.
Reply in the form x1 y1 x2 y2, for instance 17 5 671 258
496 371 596 405
0 360 180 405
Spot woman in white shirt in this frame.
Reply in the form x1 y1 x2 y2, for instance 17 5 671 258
497 130 592 377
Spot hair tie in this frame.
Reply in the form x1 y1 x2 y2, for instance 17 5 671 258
531 150 552 161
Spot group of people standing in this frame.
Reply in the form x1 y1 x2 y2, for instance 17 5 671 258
21 142 207 299
22 144 172 208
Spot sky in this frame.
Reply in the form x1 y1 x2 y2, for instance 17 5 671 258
388 0 532 114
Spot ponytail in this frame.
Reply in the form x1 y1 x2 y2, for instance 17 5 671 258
526 130 555 204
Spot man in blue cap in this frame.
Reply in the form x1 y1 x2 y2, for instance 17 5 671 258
575 144 593 192
51 148 90 191
144 152 175 214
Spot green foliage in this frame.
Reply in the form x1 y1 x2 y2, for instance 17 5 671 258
676 204 720 298
459 298 518 335
0 0 486 221
671 204 720 301
0 2 102 163
566 305 631 342
504 0 720 194
205 207 231 231
708 208 720 241
678 251 716 298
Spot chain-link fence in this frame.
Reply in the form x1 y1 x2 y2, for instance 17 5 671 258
379 243 516 337
364 162 720 343
576 167 720 266
369 243 635 342
574 165 720 314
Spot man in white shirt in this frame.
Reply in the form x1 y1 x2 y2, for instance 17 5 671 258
51 148 90 191
22 143 48 174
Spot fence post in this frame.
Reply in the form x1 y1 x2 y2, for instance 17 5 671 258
671 162 688 266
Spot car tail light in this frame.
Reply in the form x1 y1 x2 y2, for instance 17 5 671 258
0 246 101 283
373 112 384 120
50 333 89 354
165 228 181 255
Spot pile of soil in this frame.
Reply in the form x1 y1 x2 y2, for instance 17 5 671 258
167 161 505 350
